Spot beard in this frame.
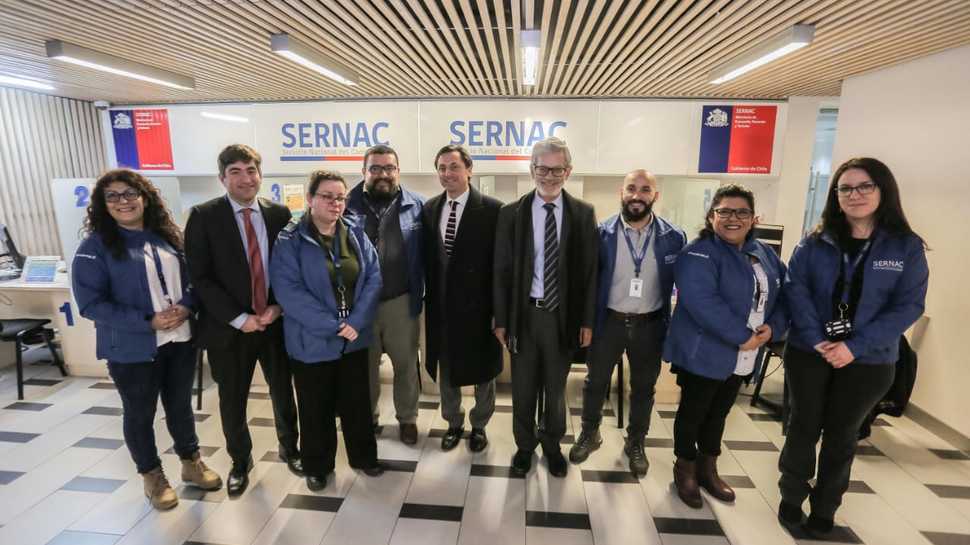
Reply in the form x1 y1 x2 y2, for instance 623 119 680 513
365 176 398 202
621 198 653 222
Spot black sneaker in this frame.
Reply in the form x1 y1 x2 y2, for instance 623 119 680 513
623 437 648 477
568 428 602 464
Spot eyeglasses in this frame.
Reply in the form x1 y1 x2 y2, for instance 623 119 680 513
836 181 877 197
367 164 398 175
314 192 347 204
713 207 754 220
533 165 568 177
104 189 141 203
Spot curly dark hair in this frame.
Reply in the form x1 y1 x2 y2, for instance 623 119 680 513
699 184 756 240
82 169 183 259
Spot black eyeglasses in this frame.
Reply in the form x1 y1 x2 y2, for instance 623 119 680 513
836 181 877 197
314 193 347 204
713 207 754 220
367 164 398 175
104 189 141 203
533 165 567 177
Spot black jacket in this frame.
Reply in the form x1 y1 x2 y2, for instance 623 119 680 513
422 186 503 387
493 189 597 352
184 195 292 348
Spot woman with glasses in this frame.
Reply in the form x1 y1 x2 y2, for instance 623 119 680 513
72 169 222 510
778 158 928 538
270 170 385 491
663 184 787 509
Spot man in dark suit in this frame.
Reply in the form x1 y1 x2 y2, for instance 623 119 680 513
422 145 503 453
494 137 598 478
184 144 300 496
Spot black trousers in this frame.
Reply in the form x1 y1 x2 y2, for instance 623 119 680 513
511 306 572 453
673 370 744 460
581 311 664 438
208 328 299 465
108 341 199 474
291 349 378 476
779 346 894 519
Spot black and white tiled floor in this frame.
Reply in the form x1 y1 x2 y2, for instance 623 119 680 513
2 348 970 545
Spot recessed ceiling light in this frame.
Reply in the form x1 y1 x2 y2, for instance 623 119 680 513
709 25 815 84
270 33 359 86
46 39 195 90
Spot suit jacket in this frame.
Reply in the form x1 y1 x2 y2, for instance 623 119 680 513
184 195 292 349
493 189 597 352
422 186 503 387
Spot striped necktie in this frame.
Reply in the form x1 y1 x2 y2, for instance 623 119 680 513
542 202 560 311
444 200 458 256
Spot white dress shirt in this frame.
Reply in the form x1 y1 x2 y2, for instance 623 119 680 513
438 188 470 243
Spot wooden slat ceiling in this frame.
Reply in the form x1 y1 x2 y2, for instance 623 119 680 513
0 0 968 104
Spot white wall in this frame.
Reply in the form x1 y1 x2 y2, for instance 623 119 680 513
833 44 970 437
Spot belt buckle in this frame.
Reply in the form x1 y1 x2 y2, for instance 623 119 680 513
535 298 544 308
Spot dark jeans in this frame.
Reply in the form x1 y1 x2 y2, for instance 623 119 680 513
581 311 664 438
673 370 744 460
511 306 572 453
208 328 299 465
107 341 199 474
779 346 894 519
291 349 378 477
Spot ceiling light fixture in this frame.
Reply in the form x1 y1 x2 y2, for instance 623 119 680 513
270 33 358 86
0 74 54 91
709 24 815 85
45 39 194 90
201 111 249 123
520 30 541 86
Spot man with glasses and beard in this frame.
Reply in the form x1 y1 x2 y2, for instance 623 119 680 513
346 144 425 445
568 170 686 478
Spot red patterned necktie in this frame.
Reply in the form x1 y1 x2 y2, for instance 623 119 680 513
241 208 267 315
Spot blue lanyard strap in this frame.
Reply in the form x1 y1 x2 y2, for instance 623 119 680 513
149 243 173 306
621 220 653 278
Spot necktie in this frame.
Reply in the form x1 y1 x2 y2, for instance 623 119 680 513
543 202 560 311
241 208 267 315
444 200 458 256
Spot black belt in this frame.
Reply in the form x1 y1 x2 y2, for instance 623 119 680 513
607 308 664 322
529 297 553 309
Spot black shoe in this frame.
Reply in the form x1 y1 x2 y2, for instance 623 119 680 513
227 457 253 496
624 437 649 478
400 423 418 445
803 513 834 538
361 462 386 477
545 448 568 478
511 449 533 475
468 428 488 452
778 501 805 533
306 474 327 491
441 427 464 451
568 428 602 463
278 448 304 477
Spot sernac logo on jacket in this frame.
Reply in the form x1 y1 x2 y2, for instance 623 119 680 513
872 259 904 272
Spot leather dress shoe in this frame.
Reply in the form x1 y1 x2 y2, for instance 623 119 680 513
545 448 568 478
361 462 386 477
227 457 254 496
278 448 304 477
511 449 533 475
400 423 418 445
468 428 488 452
306 474 327 491
441 427 464 451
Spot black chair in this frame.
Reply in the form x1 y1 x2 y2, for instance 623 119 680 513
0 319 67 400
750 340 790 433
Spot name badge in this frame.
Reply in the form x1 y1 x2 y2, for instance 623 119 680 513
755 291 767 313
629 278 643 298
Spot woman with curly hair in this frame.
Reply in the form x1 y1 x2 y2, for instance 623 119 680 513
72 169 222 510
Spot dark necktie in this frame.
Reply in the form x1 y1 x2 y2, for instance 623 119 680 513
241 208 267 315
444 200 458 256
543 202 559 311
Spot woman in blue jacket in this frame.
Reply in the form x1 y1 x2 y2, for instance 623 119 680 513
778 158 928 537
664 184 787 509
270 170 384 491
72 169 221 511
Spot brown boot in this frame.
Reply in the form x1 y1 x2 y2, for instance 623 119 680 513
696 453 735 502
673 457 703 508
181 451 223 490
142 467 178 510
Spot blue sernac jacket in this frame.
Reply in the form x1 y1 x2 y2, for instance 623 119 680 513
663 234 788 380
785 229 928 364
72 228 196 364
270 215 382 363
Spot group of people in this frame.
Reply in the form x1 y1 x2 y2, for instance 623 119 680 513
71 136 927 540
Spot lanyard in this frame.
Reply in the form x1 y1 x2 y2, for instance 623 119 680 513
839 240 871 304
326 223 349 319
149 243 173 306
621 221 653 278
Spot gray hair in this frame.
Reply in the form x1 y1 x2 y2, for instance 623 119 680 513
530 136 572 169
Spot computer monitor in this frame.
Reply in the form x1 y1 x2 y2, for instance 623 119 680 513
0 224 26 279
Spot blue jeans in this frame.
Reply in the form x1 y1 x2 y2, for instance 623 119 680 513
107 341 200 474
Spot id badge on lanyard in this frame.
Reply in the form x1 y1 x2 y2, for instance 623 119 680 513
623 223 652 299
329 224 350 319
149 243 173 307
